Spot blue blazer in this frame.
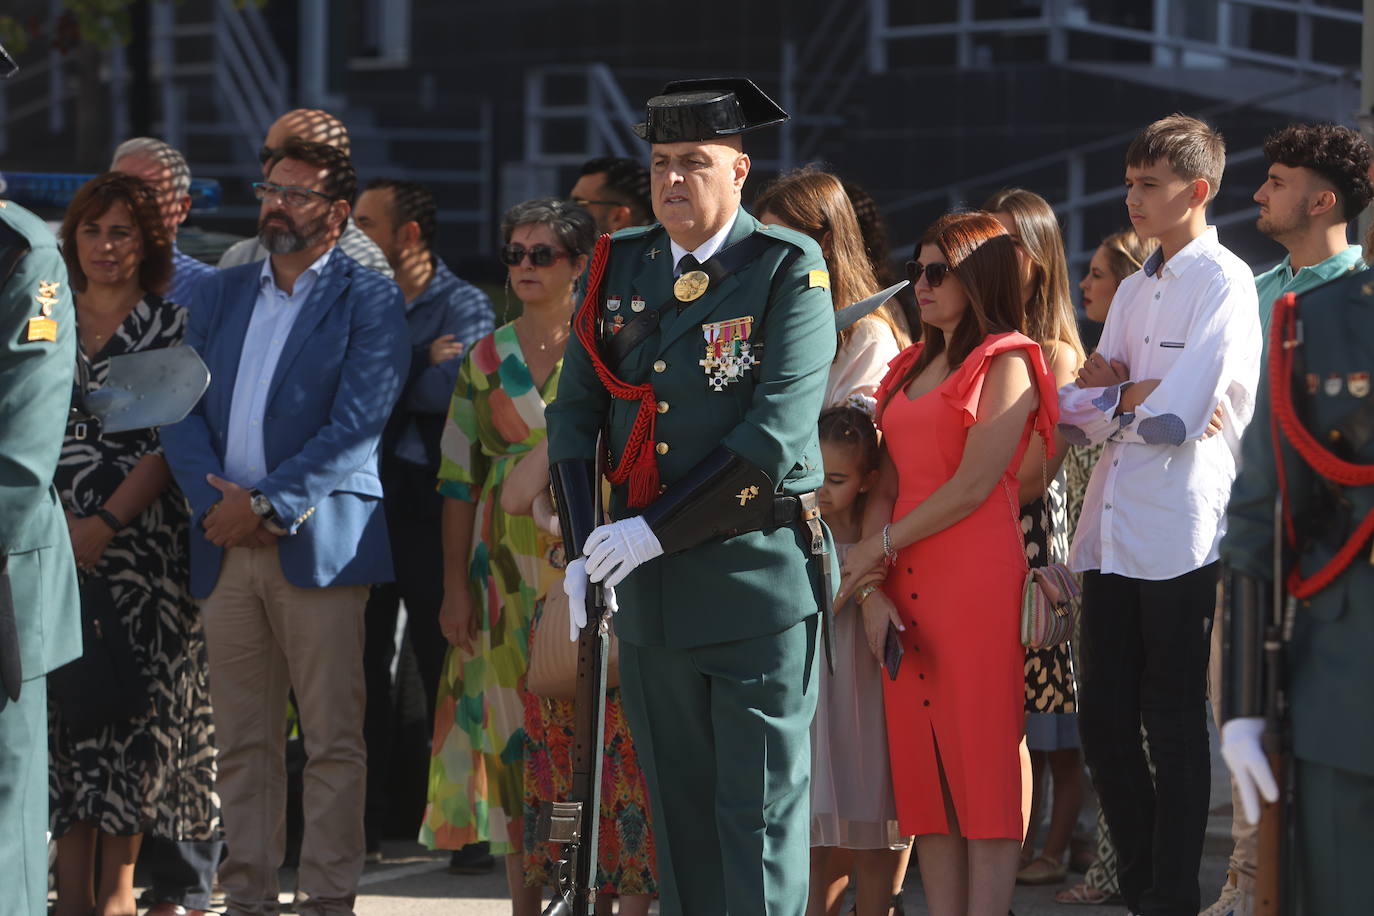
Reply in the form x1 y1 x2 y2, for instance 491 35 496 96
162 249 411 598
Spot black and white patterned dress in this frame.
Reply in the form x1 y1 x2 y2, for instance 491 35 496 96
1022 472 1078 721
48 295 220 840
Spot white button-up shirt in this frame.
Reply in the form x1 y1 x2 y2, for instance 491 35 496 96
1059 228 1261 580
670 209 738 275
223 247 334 488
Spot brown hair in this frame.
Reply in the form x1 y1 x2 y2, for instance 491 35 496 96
1125 113 1226 203
882 211 1024 412
819 405 881 475
754 167 910 352
60 171 173 295
1097 228 1157 285
983 188 1084 365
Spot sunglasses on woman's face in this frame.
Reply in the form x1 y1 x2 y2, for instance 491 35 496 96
905 260 954 288
500 243 570 267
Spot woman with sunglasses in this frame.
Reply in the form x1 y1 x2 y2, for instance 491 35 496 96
983 189 1086 889
420 198 599 913
837 211 1061 916
754 167 913 916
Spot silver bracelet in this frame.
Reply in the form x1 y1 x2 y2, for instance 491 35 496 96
881 523 897 565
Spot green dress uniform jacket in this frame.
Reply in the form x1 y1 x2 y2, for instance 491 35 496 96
0 200 81 916
547 208 836 916
1221 265 1374 914
547 209 836 647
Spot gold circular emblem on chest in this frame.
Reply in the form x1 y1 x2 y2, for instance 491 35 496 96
673 269 710 303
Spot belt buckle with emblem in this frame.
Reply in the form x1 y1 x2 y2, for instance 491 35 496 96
699 316 755 391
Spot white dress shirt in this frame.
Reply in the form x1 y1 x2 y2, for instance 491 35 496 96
223 247 335 488
670 209 739 275
1059 227 1261 580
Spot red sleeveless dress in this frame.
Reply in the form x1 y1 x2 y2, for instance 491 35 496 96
873 332 1059 840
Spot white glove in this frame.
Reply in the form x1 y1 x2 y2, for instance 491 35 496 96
564 558 589 642
562 558 619 642
1220 717 1279 824
583 517 663 587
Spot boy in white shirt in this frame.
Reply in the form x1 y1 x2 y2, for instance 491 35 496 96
1058 114 1262 916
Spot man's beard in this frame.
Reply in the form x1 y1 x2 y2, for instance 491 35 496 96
1256 202 1309 242
259 210 328 254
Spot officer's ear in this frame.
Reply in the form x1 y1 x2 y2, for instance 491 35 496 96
731 152 750 192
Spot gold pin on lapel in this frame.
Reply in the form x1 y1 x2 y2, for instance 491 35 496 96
674 270 709 302
35 280 61 316
647 247 661 260
735 485 759 506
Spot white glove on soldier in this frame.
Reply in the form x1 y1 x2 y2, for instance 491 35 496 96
583 517 664 588
1220 717 1279 824
562 557 619 642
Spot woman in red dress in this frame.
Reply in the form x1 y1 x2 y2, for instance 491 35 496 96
838 211 1061 916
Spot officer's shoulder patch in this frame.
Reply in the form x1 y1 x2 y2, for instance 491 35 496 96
808 269 830 290
609 224 659 245
754 221 824 261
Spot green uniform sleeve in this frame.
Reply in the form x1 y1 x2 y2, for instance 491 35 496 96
1221 364 1281 581
721 248 835 486
0 242 74 553
546 293 610 466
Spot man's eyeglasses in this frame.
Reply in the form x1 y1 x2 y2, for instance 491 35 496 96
500 243 570 268
252 181 335 209
571 197 625 210
904 260 955 288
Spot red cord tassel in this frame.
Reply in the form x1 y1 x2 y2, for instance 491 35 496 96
573 234 662 506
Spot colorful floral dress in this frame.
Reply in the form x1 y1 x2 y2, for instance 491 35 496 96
419 323 561 856
522 607 659 895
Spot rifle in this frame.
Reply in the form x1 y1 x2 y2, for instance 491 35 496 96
1254 495 1294 916
541 441 612 916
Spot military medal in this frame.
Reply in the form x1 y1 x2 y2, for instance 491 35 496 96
1324 373 1343 396
630 296 646 312
606 296 621 312
36 280 61 317
611 314 625 334
699 316 755 390
674 270 710 303
1349 372 1370 398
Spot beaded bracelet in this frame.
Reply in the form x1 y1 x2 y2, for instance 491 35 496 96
881 523 897 565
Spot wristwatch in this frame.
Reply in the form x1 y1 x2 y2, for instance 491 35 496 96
249 489 279 522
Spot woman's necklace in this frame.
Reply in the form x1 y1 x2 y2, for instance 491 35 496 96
518 316 569 353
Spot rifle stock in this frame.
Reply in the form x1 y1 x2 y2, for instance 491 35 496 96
1254 745 1284 916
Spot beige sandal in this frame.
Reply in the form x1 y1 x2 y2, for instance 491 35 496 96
1016 853 1068 885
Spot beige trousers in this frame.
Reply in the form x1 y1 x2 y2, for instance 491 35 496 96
1209 599 1258 893
200 545 369 916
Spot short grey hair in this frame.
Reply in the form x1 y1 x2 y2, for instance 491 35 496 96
500 197 597 258
110 137 191 196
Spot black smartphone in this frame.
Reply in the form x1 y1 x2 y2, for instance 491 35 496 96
883 620 904 681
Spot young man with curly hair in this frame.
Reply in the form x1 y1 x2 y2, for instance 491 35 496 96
1201 122 1374 916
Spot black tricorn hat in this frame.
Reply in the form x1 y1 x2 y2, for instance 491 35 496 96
632 77 788 144
0 40 17 80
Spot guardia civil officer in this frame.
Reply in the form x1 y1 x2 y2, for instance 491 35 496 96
546 78 836 915
1220 264 1374 914
0 40 83 916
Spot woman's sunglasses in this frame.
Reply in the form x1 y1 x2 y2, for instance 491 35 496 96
904 260 954 288
500 243 570 267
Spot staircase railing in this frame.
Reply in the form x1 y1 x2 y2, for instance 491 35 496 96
523 63 642 168
211 0 289 159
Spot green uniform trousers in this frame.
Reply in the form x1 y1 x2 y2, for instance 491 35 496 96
0 677 50 916
1296 757 1374 914
617 615 819 916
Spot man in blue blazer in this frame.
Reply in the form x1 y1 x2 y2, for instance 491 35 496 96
162 138 409 916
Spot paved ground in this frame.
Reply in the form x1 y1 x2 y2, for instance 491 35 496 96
128 720 1235 915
